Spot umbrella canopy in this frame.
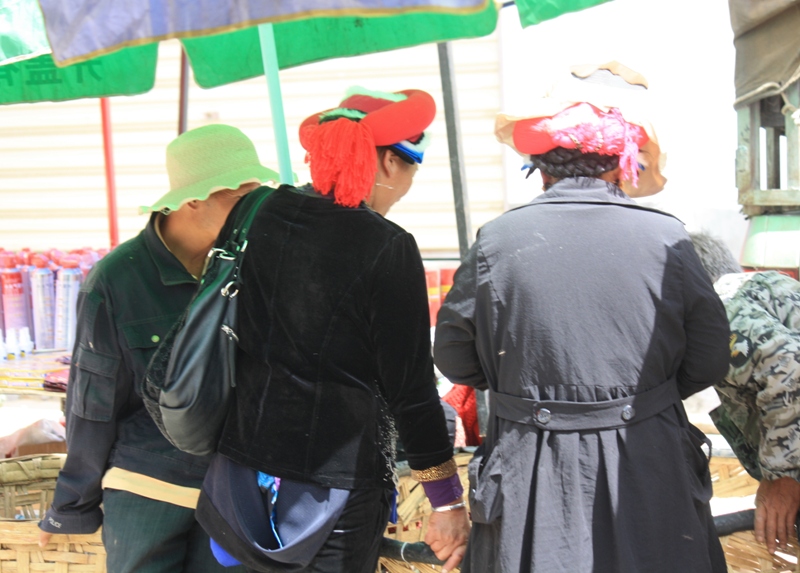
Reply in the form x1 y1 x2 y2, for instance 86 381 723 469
514 0 612 26
1 0 616 103
1 0 498 103
0 48 159 104
0 0 49 64
0 0 156 103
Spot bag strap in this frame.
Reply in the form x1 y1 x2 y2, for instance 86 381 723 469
198 186 273 288
225 186 273 290
228 186 273 252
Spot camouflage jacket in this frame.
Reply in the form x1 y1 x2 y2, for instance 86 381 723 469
709 271 800 481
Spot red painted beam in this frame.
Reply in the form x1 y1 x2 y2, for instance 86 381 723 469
100 98 119 249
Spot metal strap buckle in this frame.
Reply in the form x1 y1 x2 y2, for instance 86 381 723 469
210 247 236 261
221 281 239 298
221 325 239 343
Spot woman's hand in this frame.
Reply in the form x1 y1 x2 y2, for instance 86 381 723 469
424 502 471 573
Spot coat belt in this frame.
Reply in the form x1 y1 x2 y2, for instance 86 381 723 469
492 380 681 431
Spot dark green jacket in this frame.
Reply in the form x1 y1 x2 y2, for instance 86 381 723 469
41 214 213 534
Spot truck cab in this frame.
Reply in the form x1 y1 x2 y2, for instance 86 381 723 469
731 1 800 279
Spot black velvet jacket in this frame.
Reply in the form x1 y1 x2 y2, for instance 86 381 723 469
217 185 452 490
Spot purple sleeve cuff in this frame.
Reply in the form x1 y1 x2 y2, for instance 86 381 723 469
421 473 464 508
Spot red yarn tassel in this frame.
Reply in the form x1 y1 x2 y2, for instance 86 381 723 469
442 385 482 446
304 118 377 208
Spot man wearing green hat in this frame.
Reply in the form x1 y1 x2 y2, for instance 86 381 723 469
38 124 278 573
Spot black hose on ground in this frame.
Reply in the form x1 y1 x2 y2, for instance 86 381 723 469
714 509 755 537
379 538 444 565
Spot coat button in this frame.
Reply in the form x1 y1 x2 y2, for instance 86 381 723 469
621 405 635 421
536 408 552 425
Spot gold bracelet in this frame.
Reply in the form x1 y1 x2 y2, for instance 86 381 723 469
410 458 458 482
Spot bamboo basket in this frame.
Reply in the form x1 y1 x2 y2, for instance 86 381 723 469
1 450 788 572
711 456 761 499
0 454 106 573
720 531 799 573
0 454 64 520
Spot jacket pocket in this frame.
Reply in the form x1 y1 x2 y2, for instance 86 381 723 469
71 344 120 422
120 314 183 396
681 423 714 505
120 314 183 350
468 442 503 524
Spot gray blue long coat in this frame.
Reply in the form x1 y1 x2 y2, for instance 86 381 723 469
434 178 731 573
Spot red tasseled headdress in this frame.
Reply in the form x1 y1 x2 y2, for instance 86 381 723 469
299 87 436 208
302 118 377 208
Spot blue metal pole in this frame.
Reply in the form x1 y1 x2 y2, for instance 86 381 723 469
257 23 293 184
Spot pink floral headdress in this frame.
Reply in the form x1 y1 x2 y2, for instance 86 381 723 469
514 102 649 187
494 61 666 198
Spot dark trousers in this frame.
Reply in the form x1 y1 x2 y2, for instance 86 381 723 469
245 487 391 573
102 488 245 573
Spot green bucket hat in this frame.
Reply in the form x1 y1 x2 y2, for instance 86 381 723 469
140 124 280 214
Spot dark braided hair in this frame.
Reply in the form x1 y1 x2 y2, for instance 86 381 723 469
527 148 619 180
